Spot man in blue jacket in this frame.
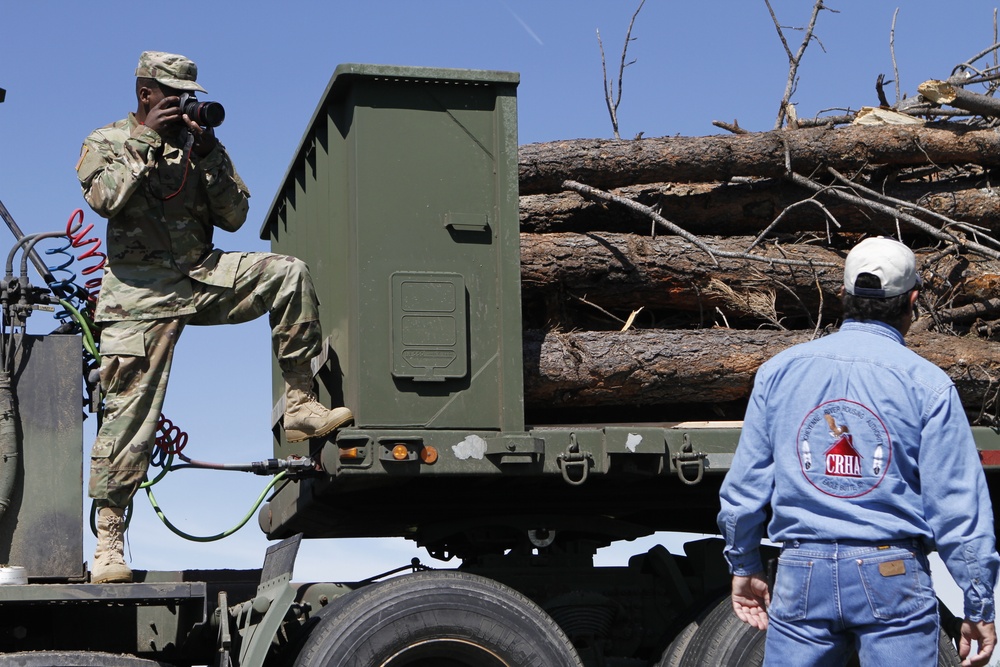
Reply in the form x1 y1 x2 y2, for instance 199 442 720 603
718 237 998 666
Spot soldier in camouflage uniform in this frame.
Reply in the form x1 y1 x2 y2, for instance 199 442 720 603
76 51 353 584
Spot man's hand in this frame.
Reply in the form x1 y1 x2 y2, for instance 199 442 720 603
183 115 218 157
959 619 996 667
731 573 770 630
143 96 183 135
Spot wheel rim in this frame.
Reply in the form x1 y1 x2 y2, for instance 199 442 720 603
379 637 512 667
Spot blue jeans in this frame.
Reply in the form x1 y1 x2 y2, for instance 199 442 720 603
764 539 940 667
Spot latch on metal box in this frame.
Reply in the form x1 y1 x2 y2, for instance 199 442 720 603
485 435 544 464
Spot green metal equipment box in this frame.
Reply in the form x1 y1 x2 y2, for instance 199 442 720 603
261 64 522 444
0 335 83 580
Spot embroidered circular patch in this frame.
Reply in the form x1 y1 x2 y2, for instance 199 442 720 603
796 399 890 498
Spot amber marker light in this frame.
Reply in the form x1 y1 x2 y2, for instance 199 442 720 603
420 446 439 464
339 447 360 459
391 444 410 461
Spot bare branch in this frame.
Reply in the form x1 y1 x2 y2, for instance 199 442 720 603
571 293 627 325
951 41 1000 83
764 0 795 61
876 74 891 108
796 111 856 127
560 179 839 270
712 119 750 134
597 0 646 140
827 167 971 237
933 298 1000 325
918 79 1000 117
747 197 842 251
616 0 647 112
597 29 619 139
784 168 1000 262
812 273 824 339
891 8 901 104
766 0 831 130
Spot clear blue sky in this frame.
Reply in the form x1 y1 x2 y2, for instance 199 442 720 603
0 0 995 620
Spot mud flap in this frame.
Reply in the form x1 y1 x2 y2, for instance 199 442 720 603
235 534 302 667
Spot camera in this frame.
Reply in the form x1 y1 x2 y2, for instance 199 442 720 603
178 93 225 128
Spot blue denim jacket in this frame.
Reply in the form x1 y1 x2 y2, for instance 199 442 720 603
718 320 999 622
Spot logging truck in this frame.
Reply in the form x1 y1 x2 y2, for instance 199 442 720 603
0 63 994 667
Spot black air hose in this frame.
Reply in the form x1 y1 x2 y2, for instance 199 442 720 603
0 372 17 523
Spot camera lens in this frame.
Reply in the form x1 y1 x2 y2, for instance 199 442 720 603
179 94 225 127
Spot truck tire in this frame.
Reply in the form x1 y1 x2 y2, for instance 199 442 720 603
673 597 961 667
676 596 764 667
655 595 726 667
291 570 584 667
0 652 170 666
272 587 364 667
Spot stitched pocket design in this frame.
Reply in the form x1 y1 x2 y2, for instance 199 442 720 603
857 552 933 620
770 557 813 622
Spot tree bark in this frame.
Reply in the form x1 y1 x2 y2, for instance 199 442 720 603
523 328 1000 418
519 178 1000 237
519 232 1000 320
518 125 1000 195
918 80 1000 118
520 232 842 318
514 123 1000 423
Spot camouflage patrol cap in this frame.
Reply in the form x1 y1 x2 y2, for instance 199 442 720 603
135 51 207 93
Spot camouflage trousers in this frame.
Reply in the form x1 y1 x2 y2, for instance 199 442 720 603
89 252 323 508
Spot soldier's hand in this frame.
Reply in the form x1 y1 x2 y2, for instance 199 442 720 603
144 96 183 135
183 116 218 157
959 619 996 667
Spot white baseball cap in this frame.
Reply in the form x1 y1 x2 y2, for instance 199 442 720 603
844 237 920 298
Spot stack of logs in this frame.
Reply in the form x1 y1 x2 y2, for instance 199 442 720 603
517 122 1000 425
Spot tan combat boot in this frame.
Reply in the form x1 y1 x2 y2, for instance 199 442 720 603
283 367 353 443
92 506 132 584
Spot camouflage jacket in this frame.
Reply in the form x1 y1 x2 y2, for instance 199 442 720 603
76 113 250 321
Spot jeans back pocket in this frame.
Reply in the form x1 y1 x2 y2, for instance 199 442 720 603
770 557 813 622
856 551 933 620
